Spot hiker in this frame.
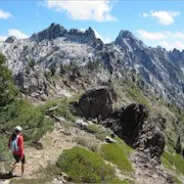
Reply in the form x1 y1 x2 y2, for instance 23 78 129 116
8 126 25 176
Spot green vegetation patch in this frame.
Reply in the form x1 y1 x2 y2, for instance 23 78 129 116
56 146 119 183
161 151 184 175
100 138 134 173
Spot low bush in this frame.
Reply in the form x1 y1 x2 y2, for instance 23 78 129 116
56 146 118 183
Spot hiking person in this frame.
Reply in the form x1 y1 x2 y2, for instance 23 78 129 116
8 126 25 176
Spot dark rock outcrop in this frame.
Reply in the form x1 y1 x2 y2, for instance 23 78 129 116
76 86 116 119
103 103 149 147
102 103 165 162
119 103 149 146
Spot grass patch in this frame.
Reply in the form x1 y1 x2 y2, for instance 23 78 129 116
100 138 134 174
56 146 119 183
161 151 184 175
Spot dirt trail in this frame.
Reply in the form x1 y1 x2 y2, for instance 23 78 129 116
1 123 78 184
16 127 77 178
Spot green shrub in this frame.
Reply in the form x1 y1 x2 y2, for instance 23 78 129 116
56 147 118 183
100 139 133 173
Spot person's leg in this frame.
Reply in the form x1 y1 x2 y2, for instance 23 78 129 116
21 163 25 176
21 155 25 176
9 160 18 175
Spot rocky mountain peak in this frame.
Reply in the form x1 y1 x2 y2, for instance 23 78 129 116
5 36 17 43
30 23 103 48
30 23 67 41
117 30 135 39
114 30 145 50
86 27 96 38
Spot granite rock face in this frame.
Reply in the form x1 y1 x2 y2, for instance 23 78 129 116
1 23 184 107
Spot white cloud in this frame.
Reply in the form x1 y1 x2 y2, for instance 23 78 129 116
159 41 184 51
0 29 29 41
45 0 117 22
141 10 180 25
0 36 7 41
137 29 184 51
8 29 28 39
137 30 165 40
0 9 12 19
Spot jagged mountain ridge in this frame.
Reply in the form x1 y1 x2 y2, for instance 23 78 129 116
0 23 184 107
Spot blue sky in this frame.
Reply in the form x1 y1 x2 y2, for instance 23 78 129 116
0 0 184 50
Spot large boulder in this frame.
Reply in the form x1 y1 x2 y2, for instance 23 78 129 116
118 103 149 146
77 86 116 119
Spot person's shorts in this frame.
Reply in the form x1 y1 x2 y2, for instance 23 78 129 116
13 154 25 164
